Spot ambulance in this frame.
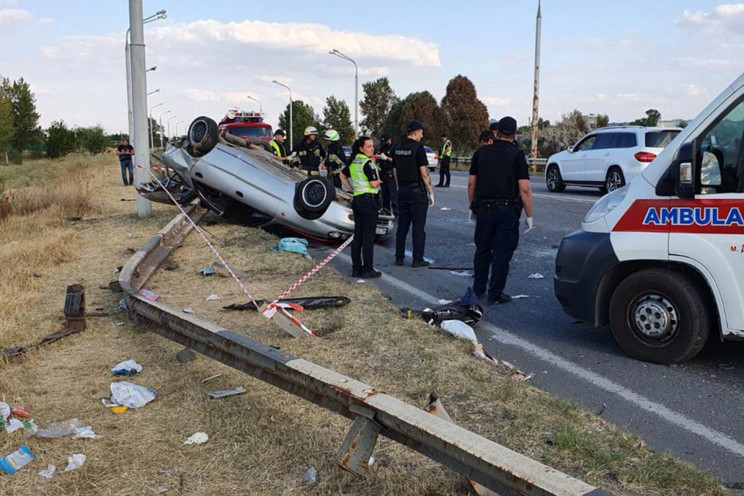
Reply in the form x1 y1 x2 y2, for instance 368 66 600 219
555 72 744 364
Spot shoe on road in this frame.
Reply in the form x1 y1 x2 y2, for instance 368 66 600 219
394 258 404 266
487 293 512 305
352 268 362 278
412 260 431 268
362 269 382 279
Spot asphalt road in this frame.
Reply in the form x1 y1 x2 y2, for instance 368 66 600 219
310 170 744 487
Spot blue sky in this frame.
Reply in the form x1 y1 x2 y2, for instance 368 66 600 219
1 0 743 134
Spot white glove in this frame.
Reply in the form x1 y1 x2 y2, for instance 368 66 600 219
379 153 389 161
428 193 435 207
524 216 534 233
469 211 477 224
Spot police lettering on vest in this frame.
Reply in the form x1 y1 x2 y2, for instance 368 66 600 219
349 154 380 196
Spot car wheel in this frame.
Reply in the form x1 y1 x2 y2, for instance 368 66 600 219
608 268 711 364
546 165 566 192
295 177 335 213
187 116 219 157
605 167 625 193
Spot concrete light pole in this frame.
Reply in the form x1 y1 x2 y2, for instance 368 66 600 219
149 102 163 149
175 120 184 138
246 95 263 114
273 80 293 149
329 49 358 135
530 0 542 173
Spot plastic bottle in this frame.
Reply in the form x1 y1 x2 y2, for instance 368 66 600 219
1 445 35 474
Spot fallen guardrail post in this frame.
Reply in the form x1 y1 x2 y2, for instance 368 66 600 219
119 203 611 496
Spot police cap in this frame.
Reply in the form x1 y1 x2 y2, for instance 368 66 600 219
497 116 517 135
274 129 286 136
407 121 424 133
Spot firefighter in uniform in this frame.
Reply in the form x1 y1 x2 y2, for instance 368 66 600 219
393 121 434 267
340 136 381 279
377 135 398 216
468 117 534 304
324 129 348 188
293 126 325 175
270 129 288 163
436 133 452 187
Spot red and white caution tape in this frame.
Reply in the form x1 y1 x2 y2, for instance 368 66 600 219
137 164 260 308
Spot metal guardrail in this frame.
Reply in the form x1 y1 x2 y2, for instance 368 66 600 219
451 156 548 171
119 202 610 496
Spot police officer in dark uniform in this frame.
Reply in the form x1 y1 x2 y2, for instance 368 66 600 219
468 117 534 304
377 135 398 216
393 121 434 267
292 126 325 175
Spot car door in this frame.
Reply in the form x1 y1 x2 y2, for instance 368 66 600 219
584 133 617 182
561 135 597 181
669 96 744 331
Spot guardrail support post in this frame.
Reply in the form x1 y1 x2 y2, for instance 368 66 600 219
336 416 380 476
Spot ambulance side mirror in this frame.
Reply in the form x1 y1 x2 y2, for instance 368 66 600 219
675 142 695 200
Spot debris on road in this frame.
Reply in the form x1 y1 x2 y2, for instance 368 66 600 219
449 270 474 277
111 359 143 377
596 403 608 416
440 320 478 346
302 467 317 486
138 289 163 302
0 445 35 474
223 296 350 312
512 294 530 299
527 273 545 279
184 432 209 445
110 382 157 409
208 387 247 400
440 207 452 211
473 344 499 365
38 464 56 479
271 237 310 258
404 250 435 264
64 453 86 472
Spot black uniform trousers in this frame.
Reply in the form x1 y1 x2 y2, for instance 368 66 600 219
396 184 428 262
473 203 520 298
380 169 398 217
437 156 451 187
351 194 379 271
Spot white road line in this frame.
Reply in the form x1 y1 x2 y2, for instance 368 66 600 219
336 252 744 458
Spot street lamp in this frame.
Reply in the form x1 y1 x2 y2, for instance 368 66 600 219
175 120 184 138
149 102 163 149
148 88 159 96
329 48 358 135
167 115 178 141
125 9 166 141
158 109 171 148
246 95 263 114
273 80 293 149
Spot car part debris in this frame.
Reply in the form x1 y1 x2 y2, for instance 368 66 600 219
2 323 87 360
184 432 209 445
64 284 86 331
208 387 247 400
0 445 35 474
223 296 350 312
112 359 143 377
596 403 608 416
64 454 86 472
110 382 157 409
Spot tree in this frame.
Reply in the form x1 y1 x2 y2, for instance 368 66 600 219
76 126 109 155
383 91 444 149
321 96 354 145
631 109 661 127
521 110 593 158
46 120 77 158
440 75 489 154
596 114 610 128
278 100 320 150
360 77 398 142
2 77 40 153
0 85 13 164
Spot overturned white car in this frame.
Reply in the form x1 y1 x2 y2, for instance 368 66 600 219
137 116 395 241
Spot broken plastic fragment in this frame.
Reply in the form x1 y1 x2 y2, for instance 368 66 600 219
527 273 544 279
206 294 221 301
64 454 86 472
39 464 56 479
208 387 247 400
184 432 209 445
138 289 162 302
73 426 101 439
302 467 317 485
183 307 194 314
449 270 474 277
512 294 530 299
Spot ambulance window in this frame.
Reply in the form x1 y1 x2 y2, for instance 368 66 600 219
574 135 597 151
698 98 744 194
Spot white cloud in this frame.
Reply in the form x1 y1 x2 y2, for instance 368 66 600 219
180 89 221 103
35 17 53 26
685 84 706 97
0 0 18 7
0 8 31 25
483 96 511 106
677 4 744 36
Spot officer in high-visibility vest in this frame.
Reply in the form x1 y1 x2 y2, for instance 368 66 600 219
340 136 382 279
270 129 288 163
323 129 347 188
436 133 452 187
292 126 325 175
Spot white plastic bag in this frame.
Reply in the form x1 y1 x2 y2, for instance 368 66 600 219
440 320 478 345
39 464 56 479
110 382 157 409
64 454 86 472
184 432 209 445
111 359 143 376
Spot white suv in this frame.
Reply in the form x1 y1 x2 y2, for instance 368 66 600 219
545 126 681 193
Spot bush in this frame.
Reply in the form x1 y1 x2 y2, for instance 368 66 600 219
46 120 77 158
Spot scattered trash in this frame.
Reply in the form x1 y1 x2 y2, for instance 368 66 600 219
437 299 453 305
429 266 473 271
100 398 117 408
38 464 56 479
199 267 215 276
224 296 350 312
117 298 128 311
502 360 515 370
356 279 366 284
184 432 209 445
183 307 194 314
176 348 196 363
1 445 35 474
440 320 478 346
110 382 157 409
111 407 128 415
440 207 452 211
368 456 376 466
208 387 247 400
5 418 24 433
302 467 317 486
718 362 734 371
36 419 84 439
527 273 544 279
114 322 125 327
511 372 535 383
0 403 9 420
73 426 101 439
64 453 86 472
155 487 169 493
206 294 221 301
138 289 162 302
271 238 310 258
112 359 143 377
402 287 483 327
449 270 474 277
512 294 530 299
201 374 222 384
473 344 499 365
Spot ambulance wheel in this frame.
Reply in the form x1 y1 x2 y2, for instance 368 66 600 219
188 116 219 157
546 165 566 192
609 268 710 364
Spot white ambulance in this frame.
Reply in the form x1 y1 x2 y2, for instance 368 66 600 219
555 71 744 364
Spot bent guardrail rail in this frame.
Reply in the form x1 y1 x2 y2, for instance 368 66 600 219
119 202 610 496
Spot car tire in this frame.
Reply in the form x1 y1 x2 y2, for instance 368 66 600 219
605 167 625 193
546 165 566 192
608 268 711 364
187 116 219 157
295 177 335 213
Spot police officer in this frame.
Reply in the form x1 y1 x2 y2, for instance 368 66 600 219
393 121 433 267
293 126 325 175
436 133 452 187
340 136 381 279
270 129 288 163
324 129 348 188
377 135 398 216
468 117 534 304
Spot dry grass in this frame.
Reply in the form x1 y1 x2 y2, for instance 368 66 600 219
0 154 728 495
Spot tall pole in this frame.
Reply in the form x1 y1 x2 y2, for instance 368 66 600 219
167 115 177 141
149 102 163 150
530 0 542 174
129 0 151 217
158 110 170 148
329 49 359 135
125 29 133 141
247 95 263 114
273 81 292 149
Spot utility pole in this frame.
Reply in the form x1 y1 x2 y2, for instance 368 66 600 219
530 0 542 175
129 0 151 217
329 49 359 135
273 81 293 149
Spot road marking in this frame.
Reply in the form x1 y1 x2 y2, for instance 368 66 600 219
335 252 744 458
